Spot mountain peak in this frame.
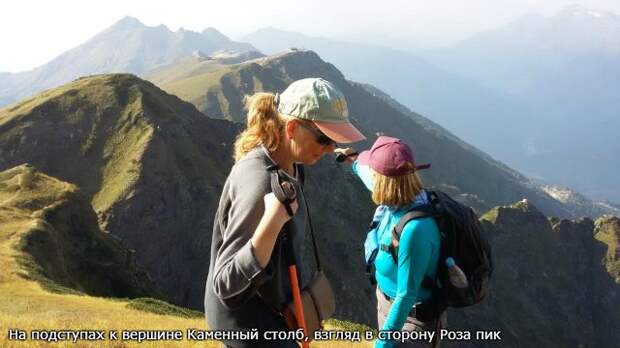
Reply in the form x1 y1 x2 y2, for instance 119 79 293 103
512 198 542 214
201 27 230 43
112 16 145 29
262 48 329 64
481 200 548 225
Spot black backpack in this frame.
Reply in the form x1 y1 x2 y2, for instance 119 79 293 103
378 189 493 320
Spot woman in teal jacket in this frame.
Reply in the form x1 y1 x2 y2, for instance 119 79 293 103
337 136 445 348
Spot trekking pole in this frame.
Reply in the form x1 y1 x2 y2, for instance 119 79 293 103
282 228 310 347
335 151 359 163
268 165 310 347
288 261 310 348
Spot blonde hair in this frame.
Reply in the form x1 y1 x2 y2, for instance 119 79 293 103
234 93 285 161
372 165 425 207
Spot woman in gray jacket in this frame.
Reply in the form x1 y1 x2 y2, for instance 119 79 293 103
204 78 365 347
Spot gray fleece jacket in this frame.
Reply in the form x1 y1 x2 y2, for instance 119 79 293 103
204 146 308 347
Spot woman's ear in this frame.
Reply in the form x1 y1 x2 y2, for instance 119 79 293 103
285 119 298 140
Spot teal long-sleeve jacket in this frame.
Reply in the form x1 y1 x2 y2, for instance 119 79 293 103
352 161 440 348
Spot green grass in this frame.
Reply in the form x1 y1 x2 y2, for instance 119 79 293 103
480 207 499 223
1 164 159 300
15 251 83 296
160 69 230 107
326 318 374 334
513 200 529 211
126 298 203 319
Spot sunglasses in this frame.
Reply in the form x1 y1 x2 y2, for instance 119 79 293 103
299 122 335 146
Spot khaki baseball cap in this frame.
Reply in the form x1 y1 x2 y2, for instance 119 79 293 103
278 78 366 143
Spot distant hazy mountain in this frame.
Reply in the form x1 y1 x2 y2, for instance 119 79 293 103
424 5 620 202
0 17 256 107
427 5 620 96
241 28 538 166
542 185 620 218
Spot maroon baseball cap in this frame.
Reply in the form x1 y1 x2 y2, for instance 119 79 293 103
357 136 430 176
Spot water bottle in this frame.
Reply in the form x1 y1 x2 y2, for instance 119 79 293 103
446 257 469 288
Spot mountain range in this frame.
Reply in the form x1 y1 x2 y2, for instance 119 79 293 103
1 63 619 346
241 27 536 169
0 17 256 107
423 4 620 202
1 14 619 347
3 10 616 206
242 5 620 204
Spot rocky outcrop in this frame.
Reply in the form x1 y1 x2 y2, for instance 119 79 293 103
446 201 620 347
595 215 620 282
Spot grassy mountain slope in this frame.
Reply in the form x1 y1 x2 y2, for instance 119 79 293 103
0 165 206 348
145 50 265 87
0 164 368 347
0 164 215 347
0 164 156 298
0 74 240 310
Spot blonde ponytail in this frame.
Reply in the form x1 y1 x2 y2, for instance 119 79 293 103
234 93 284 161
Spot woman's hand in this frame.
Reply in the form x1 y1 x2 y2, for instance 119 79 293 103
263 192 299 224
251 193 299 268
334 147 358 164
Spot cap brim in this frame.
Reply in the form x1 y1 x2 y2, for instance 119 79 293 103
313 120 366 144
416 163 431 171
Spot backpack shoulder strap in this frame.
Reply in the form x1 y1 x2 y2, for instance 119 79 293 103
385 206 434 264
392 206 434 241
390 205 438 290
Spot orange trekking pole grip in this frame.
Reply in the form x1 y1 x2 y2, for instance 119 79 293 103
288 264 310 348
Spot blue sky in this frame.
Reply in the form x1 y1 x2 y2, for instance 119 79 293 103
1 0 618 73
